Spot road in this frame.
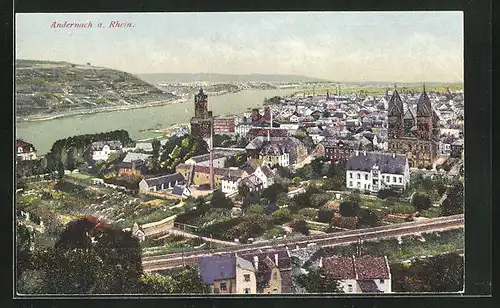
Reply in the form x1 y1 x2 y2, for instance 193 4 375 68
142 214 464 272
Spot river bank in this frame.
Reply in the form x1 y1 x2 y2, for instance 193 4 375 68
16 98 187 123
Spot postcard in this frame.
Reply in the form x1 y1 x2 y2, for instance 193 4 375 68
15 12 464 295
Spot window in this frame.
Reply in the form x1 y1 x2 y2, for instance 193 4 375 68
364 184 367 189
393 176 396 182
357 182 361 188
348 284 353 292
220 283 227 291
244 274 250 282
368 184 371 189
349 181 353 187
273 288 278 293
399 177 402 183
357 173 361 179
244 288 250 294
365 174 369 180
349 172 353 179
380 279 385 284
273 272 278 280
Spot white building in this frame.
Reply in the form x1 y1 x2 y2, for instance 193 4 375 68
221 174 242 194
236 124 253 137
16 140 37 161
184 153 227 168
89 140 123 161
252 164 275 189
346 151 410 193
321 256 392 293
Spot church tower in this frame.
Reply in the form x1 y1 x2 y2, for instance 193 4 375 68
190 88 213 139
416 84 434 140
387 86 404 139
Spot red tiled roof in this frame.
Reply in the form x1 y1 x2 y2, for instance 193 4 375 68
354 256 390 279
323 256 356 279
16 139 35 152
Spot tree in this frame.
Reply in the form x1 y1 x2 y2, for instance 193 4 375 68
291 220 310 235
441 182 464 216
317 209 334 223
293 176 302 186
261 183 289 203
357 209 378 228
296 269 343 293
339 200 359 217
210 189 234 209
346 190 361 205
23 216 143 294
272 208 292 224
238 184 251 199
297 208 318 220
412 193 432 211
377 188 399 200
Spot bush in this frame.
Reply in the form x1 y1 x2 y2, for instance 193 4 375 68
290 220 310 235
412 193 432 211
246 204 264 215
357 209 378 228
425 165 433 170
272 208 293 224
388 204 416 215
339 201 359 217
293 176 302 186
297 208 318 220
317 209 334 223
377 188 399 200
330 216 357 229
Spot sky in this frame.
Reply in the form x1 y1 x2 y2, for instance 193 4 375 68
15 12 463 82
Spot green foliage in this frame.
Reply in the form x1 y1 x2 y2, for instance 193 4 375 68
297 208 318 220
272 208 292 224
210 189 234 209
158 135 209 173
140 267 209 294
356 209 378 228
441 182 464 216
412 193 432 211
317 209 335 223
260 183 289 203
339 200 360 217
296 270 343 293
391 253 464 292
292 176 302 186
246 204 264 215
291 220 310 235
377 188 400 200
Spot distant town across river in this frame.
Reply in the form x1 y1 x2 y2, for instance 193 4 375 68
16 89 299 154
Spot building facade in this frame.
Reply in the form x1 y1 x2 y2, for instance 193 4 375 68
346 151 410 193
16 139 37 161
213 116 236 135
190 88 213 139
387 86 440 167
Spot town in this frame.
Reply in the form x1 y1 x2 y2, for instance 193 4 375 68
16 83 465 294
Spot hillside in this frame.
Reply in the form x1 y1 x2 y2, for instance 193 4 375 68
15 60 178 120
137 73 330 84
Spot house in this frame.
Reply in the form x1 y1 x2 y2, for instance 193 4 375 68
171 185 192 198
134 142 154 153
221 174 242 194
450 138 464 159
89 140 122 161
240 250 294 294
241 174 264 193
184 152 228 168
321 138 361 162
346 151 410 193
16 139 37 161
176 163 247 187
321 256 391 293
253 164 275 189
138 173 185 193
199 255 257 294
116 152 150 176
259 142 290 167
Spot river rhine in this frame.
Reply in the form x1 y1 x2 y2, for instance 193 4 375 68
16 89 299 154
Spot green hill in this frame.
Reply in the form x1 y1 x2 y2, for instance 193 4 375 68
15 60 178 119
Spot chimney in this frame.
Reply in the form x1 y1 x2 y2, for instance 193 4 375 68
253 256 259 271
274 254 279 267
319 257 323 268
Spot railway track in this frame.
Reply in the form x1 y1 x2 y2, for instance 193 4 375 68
143 214 464 272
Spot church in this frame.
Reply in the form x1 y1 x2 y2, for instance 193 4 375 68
190 88 213 139
387 85 440 167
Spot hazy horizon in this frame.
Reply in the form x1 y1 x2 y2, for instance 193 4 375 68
15 12 463 83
